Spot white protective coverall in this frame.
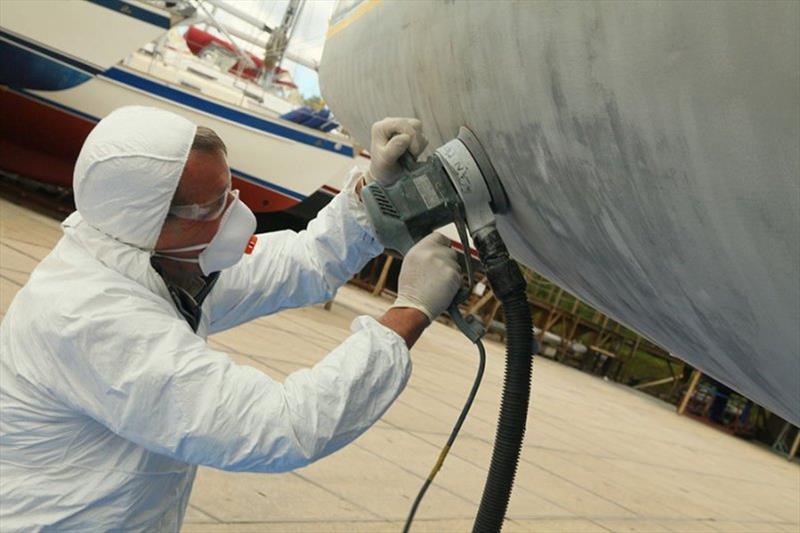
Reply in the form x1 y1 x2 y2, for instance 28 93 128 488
0 106 411 531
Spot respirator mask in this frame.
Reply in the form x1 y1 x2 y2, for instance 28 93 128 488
155 189 257 275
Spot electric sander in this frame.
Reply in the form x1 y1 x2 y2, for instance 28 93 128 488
362 127 534 533
362 126 509 257
362 126 509 340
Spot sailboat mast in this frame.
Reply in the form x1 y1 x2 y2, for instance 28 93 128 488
263 0 305 75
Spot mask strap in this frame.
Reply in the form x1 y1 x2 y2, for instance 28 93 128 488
153 254 200 264
152 242 206 263
157 242 208 254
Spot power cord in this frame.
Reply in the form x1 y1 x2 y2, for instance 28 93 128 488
402 338 487 533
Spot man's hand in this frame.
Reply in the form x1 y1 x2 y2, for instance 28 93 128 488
366 117 429 186
392 233 462 323
378 232 462 348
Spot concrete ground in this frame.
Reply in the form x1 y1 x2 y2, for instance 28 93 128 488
2 198 798 532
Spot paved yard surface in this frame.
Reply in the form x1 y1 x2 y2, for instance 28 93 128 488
2 198 798 532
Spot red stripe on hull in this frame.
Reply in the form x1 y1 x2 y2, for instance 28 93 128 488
450 240 479 259
233 175 299 213
0 88 94 188
1 88 301 214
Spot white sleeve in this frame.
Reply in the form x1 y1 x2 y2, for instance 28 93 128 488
208 168 383 333
48 298 411 473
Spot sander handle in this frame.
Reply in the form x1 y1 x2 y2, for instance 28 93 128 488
398 151 420 173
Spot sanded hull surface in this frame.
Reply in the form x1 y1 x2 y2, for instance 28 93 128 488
320 1 800 423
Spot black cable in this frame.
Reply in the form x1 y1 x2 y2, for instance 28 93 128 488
402 339 487 533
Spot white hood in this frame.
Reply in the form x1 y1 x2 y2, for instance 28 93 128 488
73 106 197 250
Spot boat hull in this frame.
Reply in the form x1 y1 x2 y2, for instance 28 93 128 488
320 1 800 423
1 0 360 216
0 0 171 72
0 77 340 214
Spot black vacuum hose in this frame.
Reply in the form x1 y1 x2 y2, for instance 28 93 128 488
472 229 534 533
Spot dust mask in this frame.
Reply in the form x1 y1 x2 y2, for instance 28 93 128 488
156 190 257 275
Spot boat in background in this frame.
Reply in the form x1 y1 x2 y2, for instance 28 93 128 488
319 0 800 424
0 0 366 230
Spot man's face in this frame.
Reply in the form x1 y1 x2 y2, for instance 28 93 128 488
154 149 232 259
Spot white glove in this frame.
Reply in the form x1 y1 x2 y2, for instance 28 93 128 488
366 117 429 186
392 233 463 321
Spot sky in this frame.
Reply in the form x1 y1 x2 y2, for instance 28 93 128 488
205 0 337 98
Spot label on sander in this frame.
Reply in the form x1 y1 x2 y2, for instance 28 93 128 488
413 174 440 210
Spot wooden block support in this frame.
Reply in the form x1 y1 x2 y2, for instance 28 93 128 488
678 370 702 415
789 429 800 461
372 255 394 296
556 318 581 360
633 376 677 390
589 345 615 358
467 289 495 316
484 299 502 329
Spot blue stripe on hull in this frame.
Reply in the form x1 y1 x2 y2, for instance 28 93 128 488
0 38 93 91
0 30 101 76
5 87 309 201
85 0 171 29
232 168 306 201
102 67 355 157
0 31 354 158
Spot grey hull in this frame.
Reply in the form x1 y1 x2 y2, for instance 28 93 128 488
320 1 800 424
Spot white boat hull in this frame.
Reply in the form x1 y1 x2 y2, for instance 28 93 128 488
320 0 800 423
1 0 359 215
0 0 172 71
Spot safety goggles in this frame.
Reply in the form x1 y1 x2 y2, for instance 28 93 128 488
168 183 234 221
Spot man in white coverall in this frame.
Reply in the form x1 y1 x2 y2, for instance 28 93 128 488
0 106 462 530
